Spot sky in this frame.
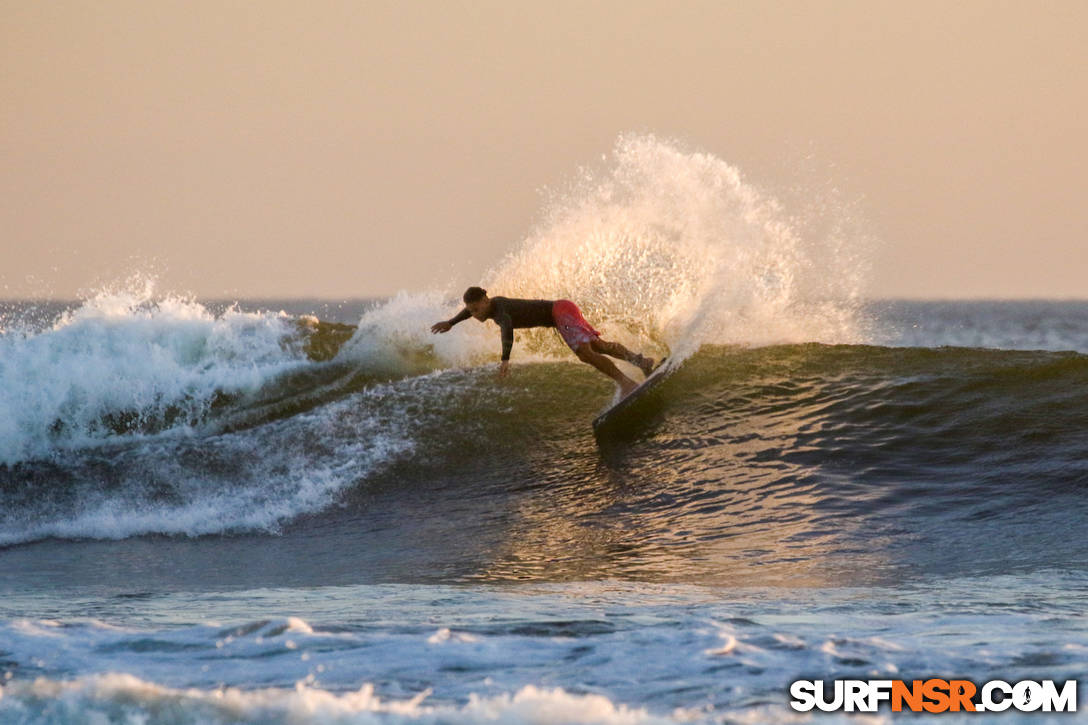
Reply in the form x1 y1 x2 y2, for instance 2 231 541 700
2 0 1085 300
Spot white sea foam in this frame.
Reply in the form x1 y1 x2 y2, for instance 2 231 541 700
0 281 306 465
337 290 502 371
3 576 1079 725
0 380 416 546
0 279 472 543
0 674 673 725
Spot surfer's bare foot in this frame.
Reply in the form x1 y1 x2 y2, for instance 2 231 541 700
620 379 639 398
632 353 655 377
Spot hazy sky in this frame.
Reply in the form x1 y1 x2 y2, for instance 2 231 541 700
3 1 1085 299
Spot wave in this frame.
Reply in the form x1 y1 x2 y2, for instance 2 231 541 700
2 339 1087 555
0 674 672 725
0 284 322 466
3 575 1082 723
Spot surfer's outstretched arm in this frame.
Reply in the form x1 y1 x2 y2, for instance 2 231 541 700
430 307 471 334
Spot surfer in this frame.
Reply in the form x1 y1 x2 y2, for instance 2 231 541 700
431 287 655 396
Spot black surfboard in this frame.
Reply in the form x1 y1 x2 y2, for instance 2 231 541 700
591 357 673 434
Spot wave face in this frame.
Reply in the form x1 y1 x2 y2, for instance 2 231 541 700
3 329 1087 586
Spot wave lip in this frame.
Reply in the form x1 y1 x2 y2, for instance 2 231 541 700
0 289 310 466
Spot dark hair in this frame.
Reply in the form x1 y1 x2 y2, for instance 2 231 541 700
463 286 487 303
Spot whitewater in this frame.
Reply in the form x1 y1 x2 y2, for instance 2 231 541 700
2 135 1086 723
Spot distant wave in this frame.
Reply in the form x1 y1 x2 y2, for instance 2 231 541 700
0 672 667 725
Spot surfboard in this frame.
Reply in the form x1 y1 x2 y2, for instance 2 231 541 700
592 357 673 434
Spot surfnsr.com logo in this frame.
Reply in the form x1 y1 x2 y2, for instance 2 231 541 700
789 679 1077 713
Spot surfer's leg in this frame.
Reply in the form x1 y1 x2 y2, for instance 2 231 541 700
591 339 655 377
575 343 639 397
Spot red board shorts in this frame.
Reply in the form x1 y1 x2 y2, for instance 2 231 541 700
552 299 601 352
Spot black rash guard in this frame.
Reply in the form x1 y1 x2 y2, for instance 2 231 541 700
448 296 555 360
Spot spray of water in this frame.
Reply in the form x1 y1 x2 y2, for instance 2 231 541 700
486 133 868 361
341 133 869 368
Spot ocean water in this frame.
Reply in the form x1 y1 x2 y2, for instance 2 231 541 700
2 137 1087 723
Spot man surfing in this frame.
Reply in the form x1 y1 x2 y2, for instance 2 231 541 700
430 287 655 397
